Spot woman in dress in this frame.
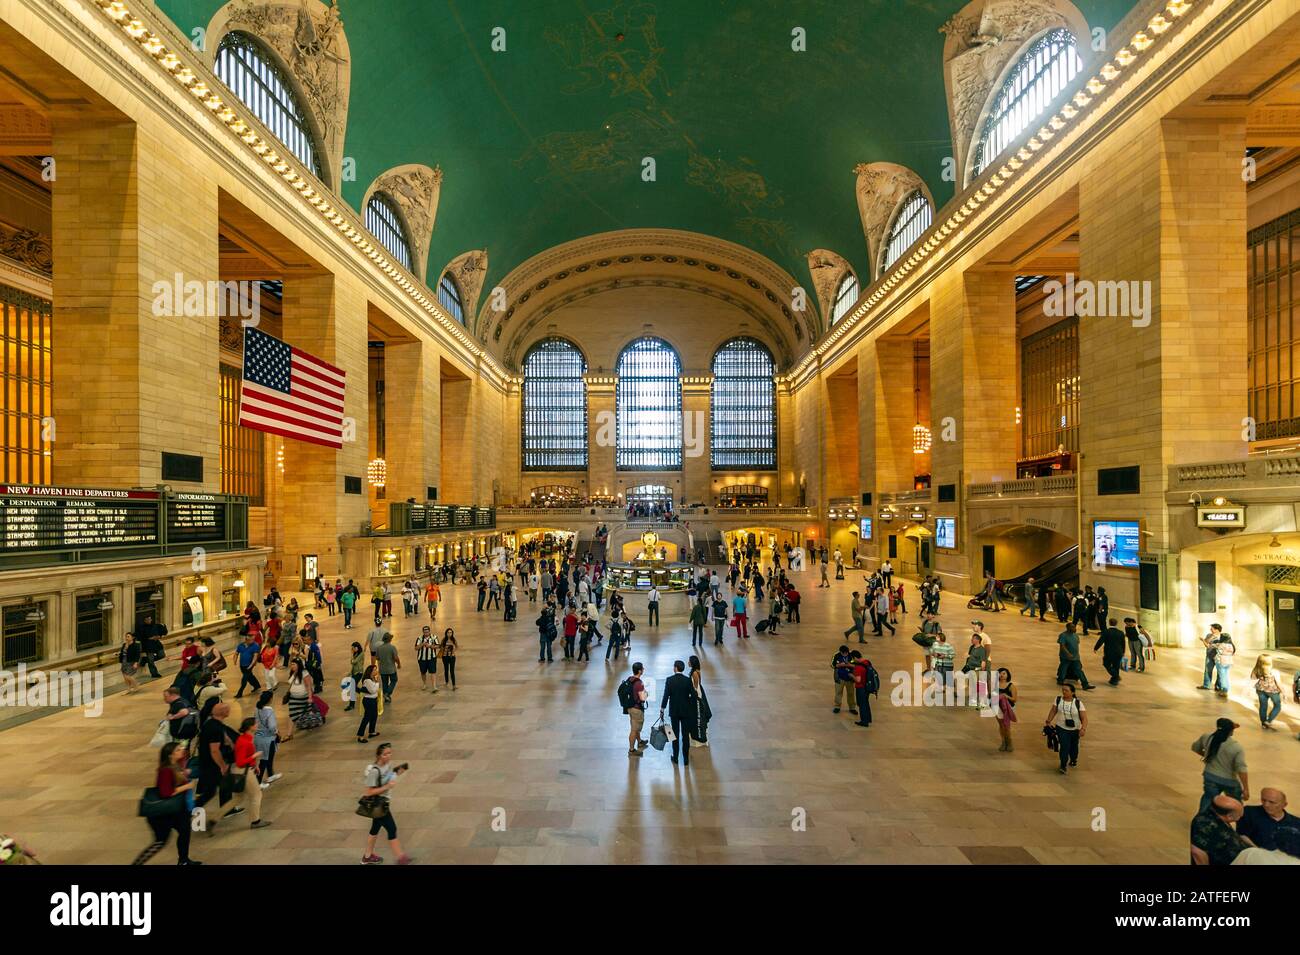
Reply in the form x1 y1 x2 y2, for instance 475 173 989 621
995 667 1018 752
688 655 713 747
119 632 142 694
286 659 320 731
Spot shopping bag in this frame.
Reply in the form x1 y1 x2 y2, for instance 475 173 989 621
149 719 171 748
648 718 669 751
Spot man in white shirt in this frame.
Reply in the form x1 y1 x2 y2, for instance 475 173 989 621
648 586 661 627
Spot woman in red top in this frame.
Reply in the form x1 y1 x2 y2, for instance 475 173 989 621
225 717 270 829
132 742 199 865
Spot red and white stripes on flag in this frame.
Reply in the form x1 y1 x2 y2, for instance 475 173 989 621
239 326 347 449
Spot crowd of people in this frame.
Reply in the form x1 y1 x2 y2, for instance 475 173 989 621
97 532 1300 866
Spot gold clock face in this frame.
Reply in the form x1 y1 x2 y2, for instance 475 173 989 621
641 530 659 552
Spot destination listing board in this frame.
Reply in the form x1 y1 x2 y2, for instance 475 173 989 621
0 487 161 553
166 495 227 543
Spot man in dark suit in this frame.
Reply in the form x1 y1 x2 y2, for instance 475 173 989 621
660 660 698 766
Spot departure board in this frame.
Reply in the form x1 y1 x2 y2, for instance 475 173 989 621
0 486 161 553
166 494 227 544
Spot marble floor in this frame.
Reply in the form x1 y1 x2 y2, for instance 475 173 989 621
1 568 1296 865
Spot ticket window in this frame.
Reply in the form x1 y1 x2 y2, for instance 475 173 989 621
220 571 244 618
134 585 164 633
2 602 47 666
75 593 111 652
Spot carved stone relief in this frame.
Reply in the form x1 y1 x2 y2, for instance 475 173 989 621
805 249 853 326
0 224 52 275
853 163 933 279
443 248 489 333
941 0 1090 187
365 164 441 280
207 0 351 188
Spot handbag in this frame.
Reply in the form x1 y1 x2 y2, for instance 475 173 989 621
912 632 936 648
148 719 171 748
648 718 670 751
230 768 248 794
139 786 187 819
311 694 330 717
356 764 390 818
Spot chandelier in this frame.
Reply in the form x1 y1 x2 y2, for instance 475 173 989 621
367 457 388 487
912 340 930 454
913 423 932 454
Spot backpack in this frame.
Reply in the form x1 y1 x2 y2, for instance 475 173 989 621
173 711 198 740
864 662 880 697
617 678 637 712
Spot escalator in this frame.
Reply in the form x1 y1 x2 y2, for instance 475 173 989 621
1001 545 1079 602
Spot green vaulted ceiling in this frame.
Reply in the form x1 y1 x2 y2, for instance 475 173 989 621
156 0 1138 313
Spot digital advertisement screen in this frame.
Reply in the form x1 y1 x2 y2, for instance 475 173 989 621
859 517 872 541
935 517 956 549
1093 520 1141 568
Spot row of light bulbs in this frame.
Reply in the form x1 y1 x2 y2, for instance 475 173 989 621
796 0 1198 381
94 0 510 384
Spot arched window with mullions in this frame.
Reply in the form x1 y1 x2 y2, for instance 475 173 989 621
882 191 934 273
711 338 776 470
972 28 1083 178
214 31 324 180
365 193 413 271
521 338 588 470
616 337 682 471
437 272 465 324
831 272 859 325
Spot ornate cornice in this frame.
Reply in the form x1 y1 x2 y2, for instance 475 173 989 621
443 247 488 323
0 224 52 276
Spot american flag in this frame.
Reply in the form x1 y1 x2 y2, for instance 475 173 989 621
239 327 347 449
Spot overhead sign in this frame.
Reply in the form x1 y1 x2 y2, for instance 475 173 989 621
907 508 928 523
1197 506 1245 529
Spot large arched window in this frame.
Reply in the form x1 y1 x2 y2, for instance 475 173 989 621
882 191 933 272
521 338 588 470
973 28 1083 178
831 272 859 325
365 193 413 270
214 31 323 179
711 338 776 469
616 337 682 470
437 272 465 324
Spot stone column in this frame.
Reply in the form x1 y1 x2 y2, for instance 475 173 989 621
51 119 221 490
1078 117 1247 612
276 273 369 586
928 269 1018 588
439 364 475 503
681 376 711 505
586 376 616 502
383 338 441 504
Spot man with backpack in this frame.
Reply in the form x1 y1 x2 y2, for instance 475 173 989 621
850 651 877 727
620 662 649 757
536 604 558 663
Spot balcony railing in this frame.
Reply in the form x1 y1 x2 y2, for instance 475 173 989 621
496 505 813 520
968 474 1077 499
878 489 931 504
1169 455 1300 490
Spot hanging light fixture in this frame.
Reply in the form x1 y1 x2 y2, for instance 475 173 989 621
194 583 208 594
368 457 388 487
912 340 931 454
23 601 45 623
233 577 246 588
276 443 285 473
97 593 115 611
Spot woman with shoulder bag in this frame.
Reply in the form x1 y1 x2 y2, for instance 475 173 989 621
1045 682 1087 775
227 717 271 829
286 659 321 731
133 741 200 865
119 632 142 694
200 637 226 677
359 742 413 865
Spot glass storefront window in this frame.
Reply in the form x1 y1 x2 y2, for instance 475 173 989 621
180 576 206 628
377 549 402 577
